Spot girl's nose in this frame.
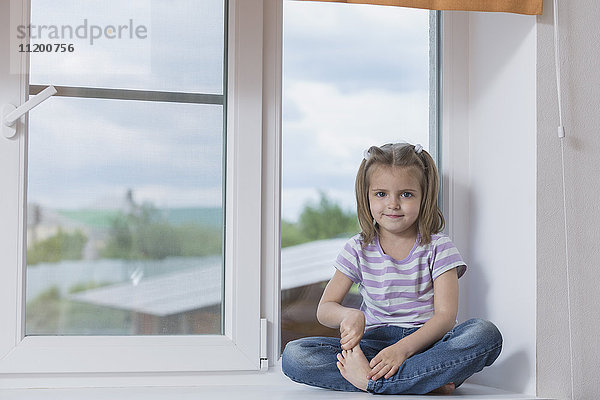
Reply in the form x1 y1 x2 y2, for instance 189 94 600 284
388 197 400 209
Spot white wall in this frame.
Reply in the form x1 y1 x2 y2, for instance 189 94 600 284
537 1 600 399
457 11 538 395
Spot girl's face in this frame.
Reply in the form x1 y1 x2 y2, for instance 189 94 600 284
368 165 422 241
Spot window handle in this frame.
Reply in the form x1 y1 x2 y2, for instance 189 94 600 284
3 85 57 139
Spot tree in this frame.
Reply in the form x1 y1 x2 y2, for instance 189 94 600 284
27 229 87 265
101 203 222 260
298 192 358 240
101 217 134 259
102 204 180 260
281 192 359 247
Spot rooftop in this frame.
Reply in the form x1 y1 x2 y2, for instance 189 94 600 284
70 238 348 316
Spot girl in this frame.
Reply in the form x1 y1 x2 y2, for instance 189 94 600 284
281 143 502 395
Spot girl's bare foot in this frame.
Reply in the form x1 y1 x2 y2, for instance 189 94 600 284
336 346 370 392
337 349 455 395
428 382 456 395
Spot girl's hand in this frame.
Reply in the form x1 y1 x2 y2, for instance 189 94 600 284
367 342 410 380
339 310 365 350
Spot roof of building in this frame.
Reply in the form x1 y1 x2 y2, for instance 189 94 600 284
70 237 348 316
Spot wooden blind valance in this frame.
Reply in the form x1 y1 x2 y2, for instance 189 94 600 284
297 0 543 15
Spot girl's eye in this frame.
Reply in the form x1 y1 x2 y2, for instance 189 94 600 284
401 192 413 198
375 192 386 198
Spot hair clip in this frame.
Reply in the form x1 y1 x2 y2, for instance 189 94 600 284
414 144 423 154
363 149 371 160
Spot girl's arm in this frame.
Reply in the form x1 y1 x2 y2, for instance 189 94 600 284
317 270 365 350
367 268 460 380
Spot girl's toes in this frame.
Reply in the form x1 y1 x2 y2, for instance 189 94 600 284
337 353 345 365
336 361 344 372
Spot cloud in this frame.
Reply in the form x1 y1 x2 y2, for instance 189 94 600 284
282 80 429 183
26 0 227 210
281 2 432 220
283 1 430 93
29 0 153 82
29 0 225 94
28 97 224 209
281 80 429 221
25 0 432 217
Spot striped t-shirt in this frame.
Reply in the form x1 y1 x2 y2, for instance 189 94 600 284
334 233 467 330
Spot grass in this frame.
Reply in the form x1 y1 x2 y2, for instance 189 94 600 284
58 207 223 229
26 285 132 335
57 209 120 229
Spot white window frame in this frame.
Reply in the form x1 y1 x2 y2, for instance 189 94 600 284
0 0 454 388
0 0 265 377
439 11 469 262
438 11 470 321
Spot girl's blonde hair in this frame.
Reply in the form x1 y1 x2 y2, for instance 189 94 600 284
355 143 444 246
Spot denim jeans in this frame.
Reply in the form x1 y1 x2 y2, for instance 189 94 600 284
281 318 502 394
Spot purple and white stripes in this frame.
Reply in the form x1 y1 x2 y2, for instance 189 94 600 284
335 233 466 329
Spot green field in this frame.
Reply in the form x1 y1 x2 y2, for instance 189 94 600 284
58 207 223 229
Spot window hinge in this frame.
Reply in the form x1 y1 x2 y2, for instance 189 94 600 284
260 318 268 371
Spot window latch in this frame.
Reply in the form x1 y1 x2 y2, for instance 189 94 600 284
3 85 57 139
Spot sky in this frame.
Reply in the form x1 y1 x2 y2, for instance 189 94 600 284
28 0 225 209
25 0 430 219
282 2 430 220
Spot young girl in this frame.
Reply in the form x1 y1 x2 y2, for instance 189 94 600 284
281 143 502 395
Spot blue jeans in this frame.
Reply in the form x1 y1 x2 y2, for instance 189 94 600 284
281 318 502 394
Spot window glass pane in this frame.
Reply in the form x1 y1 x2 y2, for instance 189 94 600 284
26 98 224 336
29 0 225 94
25 0 226 336
281 1 431 350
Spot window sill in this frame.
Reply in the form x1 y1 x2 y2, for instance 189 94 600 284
0 364 553 399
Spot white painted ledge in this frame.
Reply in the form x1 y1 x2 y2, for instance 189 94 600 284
0 365 554 399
